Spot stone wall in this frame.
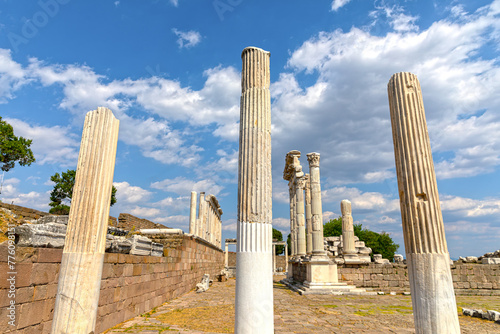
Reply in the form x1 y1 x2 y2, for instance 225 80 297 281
0 202 49 220
0 234 224 333
227 251 287 270
114 213 168 231
337 263 500 295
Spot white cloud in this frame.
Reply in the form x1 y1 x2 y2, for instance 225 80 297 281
113 181 152 204
172 28 202 49
272 217 290 229
169 0 179 7
0 178 49 212
441 195 500 217
5 118 80 166
151 176 224 196
129 206 161 218
0 49 28 103
331 0 352 12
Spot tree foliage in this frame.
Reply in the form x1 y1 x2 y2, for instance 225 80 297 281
323 217 399 261
272 228 284 255
49 169 117 215
0 117 35 172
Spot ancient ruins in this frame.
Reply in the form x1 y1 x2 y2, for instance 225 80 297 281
189 191 223 248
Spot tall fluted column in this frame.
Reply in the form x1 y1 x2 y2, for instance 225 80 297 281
295 176 306 256
289 186 296 256
305 174 313 255
307 153 326 256
341 200 355 254
197 192 205 238
189 191 197 235
388 72 459 334
225 243 229 268
51 107 119 334
235 46 273 334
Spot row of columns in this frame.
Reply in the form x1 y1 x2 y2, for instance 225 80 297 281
283 151 326 259
189 191 223 248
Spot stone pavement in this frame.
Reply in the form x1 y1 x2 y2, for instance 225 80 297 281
104 276 500 334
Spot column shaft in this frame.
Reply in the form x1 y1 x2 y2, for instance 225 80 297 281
307 153 326 256
341 200 356 254
305 174 313 255
197 192 205 238
235 46 273 334
388 72 459 334
51 107 119 334
295 177 306 256
189 191 197 235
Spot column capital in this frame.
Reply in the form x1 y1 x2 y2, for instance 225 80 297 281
306 152 320 167
295 175 307 190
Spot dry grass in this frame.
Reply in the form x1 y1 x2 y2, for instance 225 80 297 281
157 304 235 333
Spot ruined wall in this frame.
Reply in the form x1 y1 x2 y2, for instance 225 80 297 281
337 263 500 295
0 203 49 221
0 234 224 333
114 213 168 231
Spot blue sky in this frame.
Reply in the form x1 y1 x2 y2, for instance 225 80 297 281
0 0 499 259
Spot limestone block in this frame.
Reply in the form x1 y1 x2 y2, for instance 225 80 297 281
151 242 164 257
128 235 152 256
466 256 478 263
15 223 67 248
373 254 390 264
358 246 372 254
196 274 210 293
106 236 133 254
107 226 128 236
482 258 500 264
359 255 372 263
394 254 404 263
488 310 500 321
36 215 69 225
462 308 473 316
354 241 365 248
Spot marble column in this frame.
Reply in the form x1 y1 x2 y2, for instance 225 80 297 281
284 243 288 273
305 174 313 255
388 72 460 334
341 200 355 254
203 196 210 241
225 243 229 268
295 176 306 256
272 244 276 273
197 192 205 238
235 46 273 334
307 152 326 256
51 107 119 334
289 185 296 256
189 191 197 235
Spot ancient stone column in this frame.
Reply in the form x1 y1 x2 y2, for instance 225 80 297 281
295 176 306 256
341 200 355 254
289 186 296 256
197 192 205 238
305 174 313 255
388 72 460 334
307 153 326 256
272 244 276 273
284 243 288 273
225 243 229 268
189 191 197 235
51 107 119 334
235 46 273 334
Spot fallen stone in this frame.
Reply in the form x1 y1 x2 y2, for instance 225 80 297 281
487 310 500 321
466 256 478 263
151 242 164 257
128 235 152 256
196 274 210 293
403 292 411 295
482 257 500 264
357 247 372 254
394 254 404 263
106 236 133 254
377 291 385 295
472 309 485 318
390 292 396 296
462 308 473 316
107 226 128 236
36 215 69 225
15 223 67 248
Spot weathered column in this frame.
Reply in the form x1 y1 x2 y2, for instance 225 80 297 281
225 243 229 268
388 72 460 334
307 153 326 256
305 174 313 255
189 191 197 235
203 196 209 241
272 244 276 273
285 243 288 272
197 192 205 238
235 46 273 334
295 176 306 256
289 186 296 256
51 107 119 334
341 200 355 254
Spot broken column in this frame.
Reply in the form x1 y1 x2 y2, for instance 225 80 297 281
189 191 197 235
341 199 359 263
235 46 274 333
388 72 460 333
197 192 205 238
305 174 313 255
51 107 119 334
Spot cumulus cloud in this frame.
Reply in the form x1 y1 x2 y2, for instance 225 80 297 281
0 178 49 211
113 181 152 204
151 176 224 196
0 49 28 102
331 0 352 12
172 28 202 49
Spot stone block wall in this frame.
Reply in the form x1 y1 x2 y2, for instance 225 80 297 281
0 234 224 333
337 263 500 295
115 213 168 231
0 203 49 220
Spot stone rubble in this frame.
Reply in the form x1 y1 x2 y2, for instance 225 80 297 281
196 274 210 293
462 308 500 323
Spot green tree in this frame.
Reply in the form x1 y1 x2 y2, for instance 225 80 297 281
323 217 399 261
49 169 117 215
0 117 35 172
272 228 284 255
286 233 291 255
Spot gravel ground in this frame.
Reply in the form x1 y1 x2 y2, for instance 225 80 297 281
104 276 500 334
